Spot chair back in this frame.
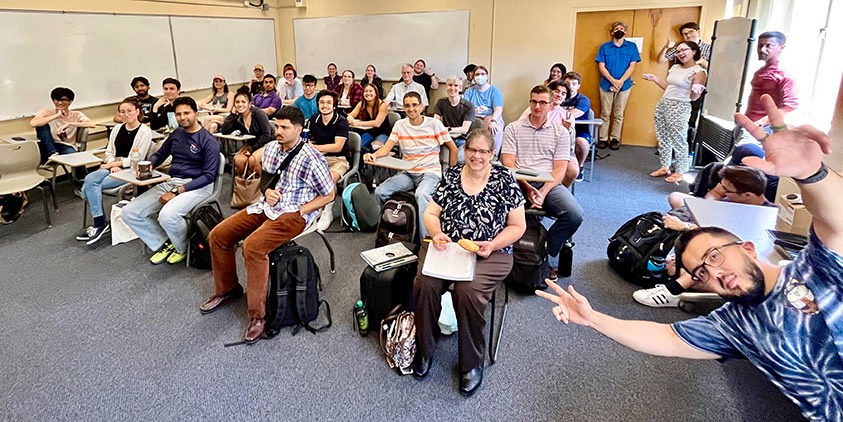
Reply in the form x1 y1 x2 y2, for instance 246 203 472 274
387 112 401 131
340 131 362 187
468 117 483 133
76 127 90 151
439 145 452 174
587 109 597 138
209 152 226 202
0 141 45 195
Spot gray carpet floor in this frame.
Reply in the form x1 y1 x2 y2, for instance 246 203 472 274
0 145 804 421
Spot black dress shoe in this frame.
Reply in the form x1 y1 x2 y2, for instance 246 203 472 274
413 355 433 379
199 287 244 314
459 367 483 396
609 138 621 150
596 140 609 149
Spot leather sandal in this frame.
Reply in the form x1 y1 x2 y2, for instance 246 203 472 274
664 173 684 184
649 168 670 177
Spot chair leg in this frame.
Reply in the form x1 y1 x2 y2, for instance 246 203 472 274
587 142 596 182
82 200 89 229
316 231 336 273
37 186 52 228
488 283 509 365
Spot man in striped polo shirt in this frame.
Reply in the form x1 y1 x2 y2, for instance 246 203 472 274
364 91 458 238
501 85 584 282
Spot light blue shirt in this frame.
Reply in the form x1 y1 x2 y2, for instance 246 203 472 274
463 85 504 118
595 40 641 92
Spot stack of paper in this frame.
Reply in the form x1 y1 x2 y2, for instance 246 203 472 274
360 242 418 272
422 243 476 281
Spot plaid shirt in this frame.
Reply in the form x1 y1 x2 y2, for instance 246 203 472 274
246 139 334 224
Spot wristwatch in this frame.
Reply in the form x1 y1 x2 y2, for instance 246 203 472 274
170 187 180 195
684 222 692 231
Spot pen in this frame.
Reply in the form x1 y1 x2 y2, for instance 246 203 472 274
422 237 449 245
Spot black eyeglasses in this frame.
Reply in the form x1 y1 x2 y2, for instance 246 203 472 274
689 240 744 282
529 100 550 107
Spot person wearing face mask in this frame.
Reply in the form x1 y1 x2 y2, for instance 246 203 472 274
595 21 641 151
463 65 505 155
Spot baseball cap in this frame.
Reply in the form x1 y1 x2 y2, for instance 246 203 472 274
254 64 265 71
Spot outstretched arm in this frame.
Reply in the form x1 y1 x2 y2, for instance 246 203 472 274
536 281 719 360
736 94 841 254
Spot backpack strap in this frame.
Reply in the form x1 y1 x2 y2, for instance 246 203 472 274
290 249 332 335
341 182 361 231
266 249 292 338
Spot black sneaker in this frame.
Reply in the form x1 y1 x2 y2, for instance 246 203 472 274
85 224 111 245
609 139 621 150
76 226 95 241
596 140 609 149
575 169 585 182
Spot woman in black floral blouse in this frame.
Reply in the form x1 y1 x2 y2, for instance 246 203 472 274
412 129 526 396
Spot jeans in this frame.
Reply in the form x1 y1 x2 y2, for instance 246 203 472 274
82 169 127 219
121 177 213 254
374 171 440 238
360 132 389 149
453 137 466 163
528 182 583 264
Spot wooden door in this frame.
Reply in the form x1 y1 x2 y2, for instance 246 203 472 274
573 7 701 147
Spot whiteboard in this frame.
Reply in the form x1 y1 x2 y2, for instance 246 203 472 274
294 11 469 81
703 17 757 121
0 11 176 120
170 16 278 92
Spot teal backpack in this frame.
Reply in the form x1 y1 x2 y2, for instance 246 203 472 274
341 182 381 231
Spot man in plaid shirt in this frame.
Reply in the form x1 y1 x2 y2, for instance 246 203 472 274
201 106 335 344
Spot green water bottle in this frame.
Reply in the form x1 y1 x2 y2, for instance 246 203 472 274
354 300 369 337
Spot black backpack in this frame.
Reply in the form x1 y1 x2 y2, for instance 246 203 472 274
265 242 332 337
505 218 550 293
606 212 680 288
188 205 223 269
341 182 381 232
375 191 419 247
0 192 28 224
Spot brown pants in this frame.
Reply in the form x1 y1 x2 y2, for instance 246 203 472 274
413 243 513 371
209 210 305 319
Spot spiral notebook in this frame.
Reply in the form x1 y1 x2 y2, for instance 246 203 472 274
422 243 476 281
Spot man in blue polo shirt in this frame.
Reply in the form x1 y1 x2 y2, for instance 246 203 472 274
595 21 641 151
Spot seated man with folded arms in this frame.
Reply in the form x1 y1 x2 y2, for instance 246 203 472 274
385 64 429 117
500 85 584 283
538 95 843 421
201 106 335 344
634 165 776 308
30 86 96 160
433 75 475 163
149 78 181 131
122 97 220 265
307 90 350 230
114 76 158 123
562 72 594 181
364 92 457 239
252 73 283 117
294 74 319 120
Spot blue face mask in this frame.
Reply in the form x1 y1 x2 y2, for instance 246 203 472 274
474 74 488 85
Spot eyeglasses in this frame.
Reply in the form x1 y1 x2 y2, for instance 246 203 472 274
465 147 493 156
303 83 316 87
681 30 698 36
529 100 551 107
718 181 740 194
55 98 71 103
689 240 744 282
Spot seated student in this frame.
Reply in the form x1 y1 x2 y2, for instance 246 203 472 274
413 59 440 100
249 64 266 96
280 64 304 106
683 143 780 205
519 80 578 185
333 70 363 115
308 90 350 230
77 98 154 245
364 92 457 239
347 84 390 150
463 65 504 155
30 87 96 160
223 87 274 177
199 74 235 133
114 76 158 123
412 129 526 396
500 85 583 283
252 74 282 117
149 77 182 131
294 74 319 120
323 63 341 92
463 63 477 90
561 71 594 181
544 62 567 86
384 64 429 116
635 165 776 308
122 97 220 265
201 106 335 344
360 64 384 99
433 75 475 162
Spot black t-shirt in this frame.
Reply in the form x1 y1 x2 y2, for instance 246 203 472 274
413 73 434 98
114 124 139 158
250 80 263 96
307 113 349 158
433 97 475 129
136 95 158 123
150 102 175 130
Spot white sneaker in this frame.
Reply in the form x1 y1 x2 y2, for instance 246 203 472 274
632 284 680 308
316 202 334 231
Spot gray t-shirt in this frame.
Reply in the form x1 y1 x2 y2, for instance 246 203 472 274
433 97 475 130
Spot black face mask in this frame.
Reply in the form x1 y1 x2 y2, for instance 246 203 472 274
613 30 625 39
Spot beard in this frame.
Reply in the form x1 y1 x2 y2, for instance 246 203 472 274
722 256 766 306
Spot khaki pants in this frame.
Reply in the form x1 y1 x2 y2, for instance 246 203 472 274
598 88 631 142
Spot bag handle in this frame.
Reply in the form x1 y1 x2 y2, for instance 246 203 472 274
378 304 404 355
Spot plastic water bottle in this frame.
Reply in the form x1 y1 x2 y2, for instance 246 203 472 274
558 242 574 278
354 300 369 337
647 256 667 278
129 147 141 174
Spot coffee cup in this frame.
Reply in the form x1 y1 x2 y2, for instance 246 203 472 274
137 161 153 180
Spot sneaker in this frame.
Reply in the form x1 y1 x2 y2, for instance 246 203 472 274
167 249 187 265
316 204 334 231
575 169 585 182
76 226 96 241
632 284 680 308
150 242 175 265
85 224 111 246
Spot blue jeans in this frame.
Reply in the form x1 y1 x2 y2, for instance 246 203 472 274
360 132 389 149
374 171 440 238
36 125 76 157
121 178 213 253
82 169 127 219
453 137 466 163
528 182 583 267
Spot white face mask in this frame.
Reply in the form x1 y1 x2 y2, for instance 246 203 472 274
474 74 488 85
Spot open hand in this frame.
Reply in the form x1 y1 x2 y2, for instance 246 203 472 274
691 83 706 95
535 281 596 326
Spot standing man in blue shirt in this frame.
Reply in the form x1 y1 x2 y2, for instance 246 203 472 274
122 96 220 265
537 95 843 421
595 21 641 151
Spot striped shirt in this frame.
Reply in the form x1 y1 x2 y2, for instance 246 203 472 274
389 116 452 175
501 116 571 173
247 139 335 224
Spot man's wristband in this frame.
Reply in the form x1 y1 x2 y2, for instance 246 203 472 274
170 187 180 195
793 163 829 184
